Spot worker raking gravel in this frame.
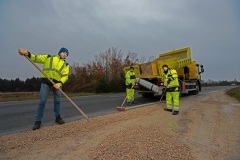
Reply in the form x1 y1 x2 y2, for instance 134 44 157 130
18 47 70 130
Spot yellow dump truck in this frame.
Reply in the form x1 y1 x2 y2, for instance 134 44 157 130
124 47 204 97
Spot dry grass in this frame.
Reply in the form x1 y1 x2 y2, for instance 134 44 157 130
0 92 104 102
0 92 40 102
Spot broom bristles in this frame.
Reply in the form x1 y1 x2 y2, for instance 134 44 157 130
116 107 126 111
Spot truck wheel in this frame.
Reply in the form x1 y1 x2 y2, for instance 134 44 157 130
192 86 199 95
141 92 155 97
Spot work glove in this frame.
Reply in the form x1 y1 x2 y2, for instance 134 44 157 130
130 75 136 79
129 83 133 89
126 83 132 89
53 83 62 89
167 75 174 84
18 48 29 56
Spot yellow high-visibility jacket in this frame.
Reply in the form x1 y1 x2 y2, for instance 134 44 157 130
29 53 70 84
125 71 136 86
163 69 179 88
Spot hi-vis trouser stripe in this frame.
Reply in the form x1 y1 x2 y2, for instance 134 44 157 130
43 57 68 77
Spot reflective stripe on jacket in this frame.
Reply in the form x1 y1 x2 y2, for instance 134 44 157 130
29 53 70 84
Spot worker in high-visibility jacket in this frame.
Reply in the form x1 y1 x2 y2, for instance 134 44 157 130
18 47 70 130
162 64 180 115
125 66 137 105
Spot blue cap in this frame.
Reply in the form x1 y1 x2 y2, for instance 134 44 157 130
58 47 69 56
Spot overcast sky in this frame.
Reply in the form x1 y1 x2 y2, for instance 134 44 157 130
0 0 239 81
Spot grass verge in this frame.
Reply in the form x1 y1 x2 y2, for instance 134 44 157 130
0 92 96 102
226 87 240 102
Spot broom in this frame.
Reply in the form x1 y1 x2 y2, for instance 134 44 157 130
159 86 167 103
116 84 135 111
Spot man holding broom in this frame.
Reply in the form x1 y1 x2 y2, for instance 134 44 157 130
18 47 70 130
162 64 180 115
125 66 137 105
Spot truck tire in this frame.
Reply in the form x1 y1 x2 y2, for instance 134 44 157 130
141 92 155 98
193 86 199 95
189 86 199 95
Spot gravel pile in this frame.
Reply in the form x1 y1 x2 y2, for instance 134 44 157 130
1 104 193 159
0 106 157 151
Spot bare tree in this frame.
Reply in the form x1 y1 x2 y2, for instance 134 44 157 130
68 47 141 92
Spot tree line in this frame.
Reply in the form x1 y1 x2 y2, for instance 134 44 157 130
0 77 41 92
201 79 240 87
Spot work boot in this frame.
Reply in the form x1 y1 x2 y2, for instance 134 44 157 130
164 108 172 112
55 115 65 125
32 121 41 130
172 111 179 115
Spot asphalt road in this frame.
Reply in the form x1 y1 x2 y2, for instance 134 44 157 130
0 86 236 136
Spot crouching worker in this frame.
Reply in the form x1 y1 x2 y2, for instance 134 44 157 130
18 47 70 130
162 64 180 115
125 66 137 105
